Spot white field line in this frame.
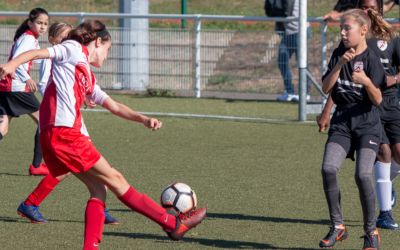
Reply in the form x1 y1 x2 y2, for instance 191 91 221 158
82 108 315 124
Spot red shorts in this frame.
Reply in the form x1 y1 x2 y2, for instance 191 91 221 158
40 127 101 177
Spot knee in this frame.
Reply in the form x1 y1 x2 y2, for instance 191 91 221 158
377 144 391 162
0 126 8 136
321 164 339 178
355 171 372 185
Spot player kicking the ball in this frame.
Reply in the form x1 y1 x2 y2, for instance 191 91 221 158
0 20 206 249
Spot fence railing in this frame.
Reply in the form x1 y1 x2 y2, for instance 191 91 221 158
1 11 396 107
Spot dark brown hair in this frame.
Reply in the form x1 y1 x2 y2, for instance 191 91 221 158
357 0 384 15
67 20 111 46
14 7 48 41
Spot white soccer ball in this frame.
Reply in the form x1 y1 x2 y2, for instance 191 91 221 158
160 182 197 214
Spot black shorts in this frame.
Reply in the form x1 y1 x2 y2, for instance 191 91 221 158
328 104 381 157
0 92 40 117
379 95 400 145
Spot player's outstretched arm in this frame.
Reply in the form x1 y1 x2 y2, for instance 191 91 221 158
102 97 162 130
0 48 50 80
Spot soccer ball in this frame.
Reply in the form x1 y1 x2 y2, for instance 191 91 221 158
160 182 197 215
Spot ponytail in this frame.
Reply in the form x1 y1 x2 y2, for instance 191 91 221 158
341 8 393 41
14 7 48 41
367 8 393 41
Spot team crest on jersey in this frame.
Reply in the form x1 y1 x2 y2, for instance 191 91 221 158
353 61 364 71
377 40 388 51
78 72 90 92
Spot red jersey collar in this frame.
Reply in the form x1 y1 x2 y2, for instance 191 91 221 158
81 45 89 59
25 29 39 39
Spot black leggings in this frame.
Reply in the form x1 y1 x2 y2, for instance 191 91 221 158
321 142 376 232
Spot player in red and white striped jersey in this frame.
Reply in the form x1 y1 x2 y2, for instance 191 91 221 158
0 20 206 249
0 8 49 175
16 21 119 225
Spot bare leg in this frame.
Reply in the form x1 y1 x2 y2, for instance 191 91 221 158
0 115 12 139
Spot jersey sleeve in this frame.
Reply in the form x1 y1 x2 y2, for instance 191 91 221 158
38 59 52 96
13 35 37 82
47 41 76 64
88 84 109 105
322 48 340 82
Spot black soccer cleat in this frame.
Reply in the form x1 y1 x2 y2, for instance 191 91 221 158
319 224 348 248
362 228 380 250
376 210 398 230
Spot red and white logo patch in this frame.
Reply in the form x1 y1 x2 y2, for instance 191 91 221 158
353 61 364 72
78 72 91 93
377 40 388 51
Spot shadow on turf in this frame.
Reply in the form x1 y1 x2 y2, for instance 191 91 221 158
0 215 82 224
206 212 360 226
104 231 324 249
0 172 30 177
107 209 360 227
0 216 21 223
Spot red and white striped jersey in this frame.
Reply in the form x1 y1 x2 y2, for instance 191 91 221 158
39 40 109 136
0 30 40 92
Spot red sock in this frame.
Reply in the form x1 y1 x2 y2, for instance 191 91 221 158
118 186 176 231
24 174 60 206
83 198 105 250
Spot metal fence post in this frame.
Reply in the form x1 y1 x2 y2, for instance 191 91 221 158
194 15 202 98
298 0 307 121
320 21 328 109
79 12 85 23
321 21 328 76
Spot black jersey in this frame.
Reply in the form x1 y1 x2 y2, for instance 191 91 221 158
336 38 399 96
367 37 400 97
322 46 386 106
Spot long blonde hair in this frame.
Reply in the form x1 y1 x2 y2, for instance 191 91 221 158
341 8 393 41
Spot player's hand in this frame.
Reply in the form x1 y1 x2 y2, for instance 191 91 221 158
26 79 38 92
339 48 356 66
144 117 162 131
323 10 342 22
316 112 330 132
84 98 97 109
0 63 16 80
352 69 369 86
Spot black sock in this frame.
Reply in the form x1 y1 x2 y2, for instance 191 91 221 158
0 132 2 141
32 128 42 168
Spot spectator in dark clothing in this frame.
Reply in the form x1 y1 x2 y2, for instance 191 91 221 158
323 0 398 21
271 0 311 102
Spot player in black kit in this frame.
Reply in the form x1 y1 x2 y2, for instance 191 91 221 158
318 0 400 233
318 8 387 250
